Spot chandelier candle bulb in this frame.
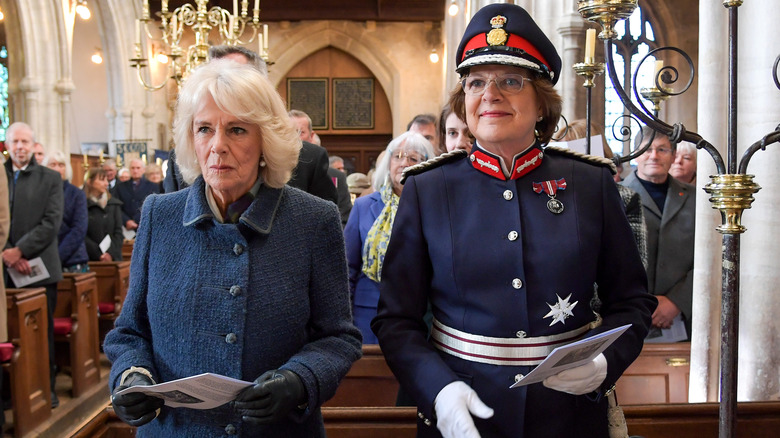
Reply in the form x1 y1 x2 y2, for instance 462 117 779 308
162 0 168 14
585 28 596 63
654 60 664 83
135 19 141 46
228 15 234 39
171 14 177 37
233 0 238 17
142 0 149 20
263 24 268 52
241 0 248 16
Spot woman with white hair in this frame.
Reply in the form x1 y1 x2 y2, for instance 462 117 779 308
670 142 697 185
343 131 436 344
104 60 362 437
44 150 89 272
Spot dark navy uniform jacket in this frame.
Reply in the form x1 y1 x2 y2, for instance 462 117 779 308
372 144 656 438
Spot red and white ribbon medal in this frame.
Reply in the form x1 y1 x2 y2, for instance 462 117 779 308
533 178 567 214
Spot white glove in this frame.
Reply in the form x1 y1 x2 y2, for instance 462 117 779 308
543 353 608 395
433 381 494 438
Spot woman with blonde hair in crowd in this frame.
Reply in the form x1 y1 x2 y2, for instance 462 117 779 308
344 131 435 344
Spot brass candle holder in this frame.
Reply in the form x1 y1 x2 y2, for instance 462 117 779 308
639 85 672 115
704 174 761 234
573 61 605 88
577 0 638 40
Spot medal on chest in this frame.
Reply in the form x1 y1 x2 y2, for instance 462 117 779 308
544 293 578 326
533 178 566 214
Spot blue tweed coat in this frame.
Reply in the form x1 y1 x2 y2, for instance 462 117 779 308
104 176 362 437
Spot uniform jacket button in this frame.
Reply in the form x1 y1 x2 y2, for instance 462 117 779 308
516 330 526 338
225 333 237 344
424 419 432 426
229 285 242 297
514 373 524 383
225 424 237 435
503 190 514 200
507 230 518 241
512 278 523 289
233 243 244 255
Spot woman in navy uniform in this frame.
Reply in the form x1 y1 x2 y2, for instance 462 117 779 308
372 4 656 438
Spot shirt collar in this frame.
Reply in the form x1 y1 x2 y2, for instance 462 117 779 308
469 142 544 180
205 177 263 223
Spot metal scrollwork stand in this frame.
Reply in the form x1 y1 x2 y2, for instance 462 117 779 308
576 1 780 438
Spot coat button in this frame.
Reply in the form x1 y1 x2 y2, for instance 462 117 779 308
418 412 424 419
424 419 432 426
225 424 236 435
229 285 242 297
507 231 518 241
503 190 513 200
516 330 526 338
233 243 244 255
225 333 237 344
512 278 523 289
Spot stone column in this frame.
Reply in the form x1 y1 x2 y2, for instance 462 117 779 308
734 1 780 401
689 0 729 403
556 11 587 123
691 1 780 402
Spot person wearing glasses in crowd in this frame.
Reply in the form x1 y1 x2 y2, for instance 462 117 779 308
372 4 656 437
621 126 696 340
344 131 435 344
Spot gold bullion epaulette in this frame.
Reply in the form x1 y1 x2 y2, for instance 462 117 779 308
543 145 617 175
401 149 469 184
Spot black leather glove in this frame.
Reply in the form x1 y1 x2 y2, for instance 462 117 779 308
234 369 306 425
111 371 165 427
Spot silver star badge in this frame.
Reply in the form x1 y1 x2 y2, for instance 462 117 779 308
543 293 578 326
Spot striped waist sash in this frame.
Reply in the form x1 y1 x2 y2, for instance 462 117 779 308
431 318 598 366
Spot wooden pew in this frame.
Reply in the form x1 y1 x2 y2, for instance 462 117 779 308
3 288 52 438
55 272 101 398
324 344 399 407
121 240 134 263
88 261 131 345
615 342 691 404
81 402 780 438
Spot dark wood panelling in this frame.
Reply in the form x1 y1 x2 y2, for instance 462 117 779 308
155 1 445 22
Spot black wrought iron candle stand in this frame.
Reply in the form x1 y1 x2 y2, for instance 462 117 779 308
577 1 780 438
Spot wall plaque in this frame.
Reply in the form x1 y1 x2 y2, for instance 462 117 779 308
333 78 374 129
287 78 328 130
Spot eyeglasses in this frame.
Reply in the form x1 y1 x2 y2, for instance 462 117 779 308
392 151 426 165
646 147 672 156
461 73 532 95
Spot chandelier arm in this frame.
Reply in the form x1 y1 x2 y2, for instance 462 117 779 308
773 54 780 91
604 39 673 136
696 139 727 175
738 128 780 175
134 65 168 91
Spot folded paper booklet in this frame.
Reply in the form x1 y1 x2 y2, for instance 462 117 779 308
509 324 632 388
7 257 50 287
116 373 254 409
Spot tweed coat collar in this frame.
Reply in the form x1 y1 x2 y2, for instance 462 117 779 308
182 176 284 235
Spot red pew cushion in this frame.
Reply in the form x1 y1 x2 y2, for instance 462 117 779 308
99 302 115 315
0 342 13 362
54 317 73 335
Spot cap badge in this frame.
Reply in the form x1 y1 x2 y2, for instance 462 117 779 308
487 15 508 46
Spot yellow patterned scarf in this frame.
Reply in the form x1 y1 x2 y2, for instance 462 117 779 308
362 182 400 282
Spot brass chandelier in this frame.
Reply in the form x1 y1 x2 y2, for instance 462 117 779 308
130 0 269 91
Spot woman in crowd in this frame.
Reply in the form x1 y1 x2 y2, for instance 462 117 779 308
344 131 435 344
144 163 164 190
83 167 124 262
559 119 647 267
438 102 473 154
117 167 131 183
372 4 656 437
104 60 362 437
670 142 697 185
45 151 89 272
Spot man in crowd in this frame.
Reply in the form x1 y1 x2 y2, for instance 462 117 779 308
114 158 159 231
330 155 346 173
3 122 64 408
103 160 119 190
290 110 351 224
621 127 695 339
407 113 438 146
32 142 46 164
